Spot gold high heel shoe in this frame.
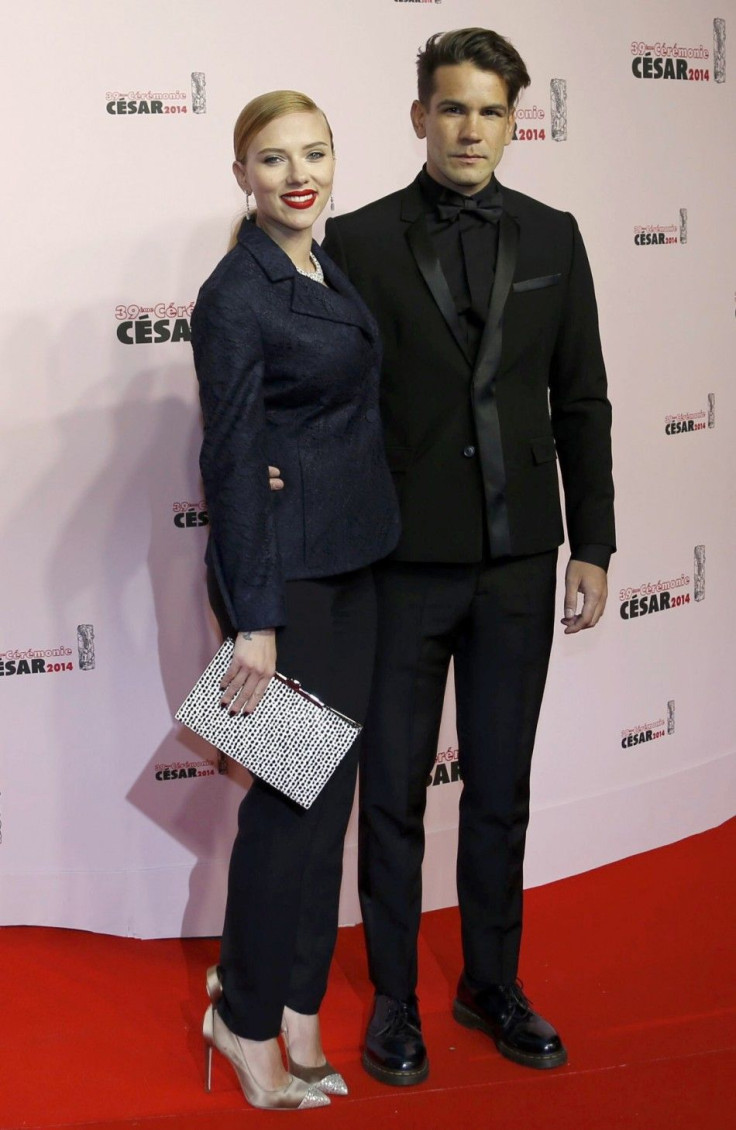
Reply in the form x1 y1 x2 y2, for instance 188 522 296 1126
206 965 347 1097
203 1005 329 1110
281 1024 349 1097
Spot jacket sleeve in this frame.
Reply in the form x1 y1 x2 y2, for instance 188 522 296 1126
191 279 286 632
549 215 616 555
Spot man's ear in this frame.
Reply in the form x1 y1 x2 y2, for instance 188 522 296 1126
504 109 516 146
410 99 427 140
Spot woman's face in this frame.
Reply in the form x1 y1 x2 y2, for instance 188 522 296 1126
234 110 334 241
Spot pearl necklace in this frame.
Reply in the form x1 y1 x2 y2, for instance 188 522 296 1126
295 252 325 285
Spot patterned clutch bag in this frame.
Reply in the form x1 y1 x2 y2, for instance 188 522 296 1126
175 638 362 808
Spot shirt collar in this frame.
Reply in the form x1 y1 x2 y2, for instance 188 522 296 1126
417 166 502 212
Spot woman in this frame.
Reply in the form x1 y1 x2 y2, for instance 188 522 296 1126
191 91 399 1111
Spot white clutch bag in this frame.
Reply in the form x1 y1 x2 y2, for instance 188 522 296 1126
175 638 362 808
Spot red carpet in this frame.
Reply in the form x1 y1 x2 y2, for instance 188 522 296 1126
2 819 734 1129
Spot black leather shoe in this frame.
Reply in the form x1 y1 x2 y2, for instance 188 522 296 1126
362 994 429 1086
452 975 567 1069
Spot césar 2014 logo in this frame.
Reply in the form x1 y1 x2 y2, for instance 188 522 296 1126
0 627 95 676
105 77 207 115
172 502 208 529
115 303 193 345
619 576 691 619
621 701 675 749
630 40 711 81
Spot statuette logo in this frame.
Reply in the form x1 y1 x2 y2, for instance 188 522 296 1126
77 624 96 671
693 546 706 602
550 78 567 141
714 18 726 82
191 72 207 113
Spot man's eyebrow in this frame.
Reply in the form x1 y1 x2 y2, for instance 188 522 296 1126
435 99 508 112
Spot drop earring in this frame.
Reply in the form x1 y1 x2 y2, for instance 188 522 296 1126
245 191 251 220
330 192 335 213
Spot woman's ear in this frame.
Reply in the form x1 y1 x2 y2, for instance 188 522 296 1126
232 160 251 194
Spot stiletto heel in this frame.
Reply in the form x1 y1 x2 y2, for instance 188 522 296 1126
202 1005 329 1110
203 1006 214 1093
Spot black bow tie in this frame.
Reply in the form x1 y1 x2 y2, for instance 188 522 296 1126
436 196 503 224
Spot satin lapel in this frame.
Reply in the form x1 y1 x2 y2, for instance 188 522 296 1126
473 211 519 383
405 217 472 363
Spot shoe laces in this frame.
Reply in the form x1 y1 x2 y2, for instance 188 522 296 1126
380 999 418 1038
508 980 533 1014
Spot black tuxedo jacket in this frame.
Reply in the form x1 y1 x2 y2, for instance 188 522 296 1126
323 176 615 563
191 220 399 632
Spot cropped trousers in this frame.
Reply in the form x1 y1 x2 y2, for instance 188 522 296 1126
211 567 376 1040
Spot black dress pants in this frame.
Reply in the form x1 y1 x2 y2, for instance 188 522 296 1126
358 552 557 1001
214 568 376 1040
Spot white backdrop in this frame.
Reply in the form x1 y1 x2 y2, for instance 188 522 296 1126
1 0 734 938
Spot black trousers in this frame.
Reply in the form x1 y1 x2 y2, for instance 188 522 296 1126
358 552 557 1001
214 568 376 1040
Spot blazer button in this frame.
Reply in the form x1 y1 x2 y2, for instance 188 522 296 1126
365 408 379 422
462 445 477 458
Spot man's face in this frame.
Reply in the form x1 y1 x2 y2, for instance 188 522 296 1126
411 62 515 195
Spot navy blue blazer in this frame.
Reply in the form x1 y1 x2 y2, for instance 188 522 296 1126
191 220 400 632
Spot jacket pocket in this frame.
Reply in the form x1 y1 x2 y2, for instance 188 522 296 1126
512 273 562 293
530 436 558 464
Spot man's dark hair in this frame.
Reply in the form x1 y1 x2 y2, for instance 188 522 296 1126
417 28 531 108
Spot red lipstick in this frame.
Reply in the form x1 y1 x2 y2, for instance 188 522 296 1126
281 191 318 210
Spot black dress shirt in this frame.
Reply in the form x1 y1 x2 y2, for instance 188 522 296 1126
418 167 502 361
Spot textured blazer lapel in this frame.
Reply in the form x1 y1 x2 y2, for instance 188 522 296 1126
293 245 377 338
473 210 519 385
239 219 373 337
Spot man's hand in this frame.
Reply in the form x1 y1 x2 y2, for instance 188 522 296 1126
220 629 277 713
561 559 608 634
268 466 284 491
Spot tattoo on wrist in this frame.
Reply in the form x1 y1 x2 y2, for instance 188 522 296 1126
239 631 253 641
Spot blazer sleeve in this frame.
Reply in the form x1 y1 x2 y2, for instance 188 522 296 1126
191 281 286 632
549 215 616 554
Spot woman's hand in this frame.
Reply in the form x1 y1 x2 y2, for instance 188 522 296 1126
220 629 277 714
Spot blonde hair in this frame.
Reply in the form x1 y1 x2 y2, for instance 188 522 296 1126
228 90 334 249
233 89 334 163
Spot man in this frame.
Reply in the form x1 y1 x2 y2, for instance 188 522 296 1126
322 28 615 1085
